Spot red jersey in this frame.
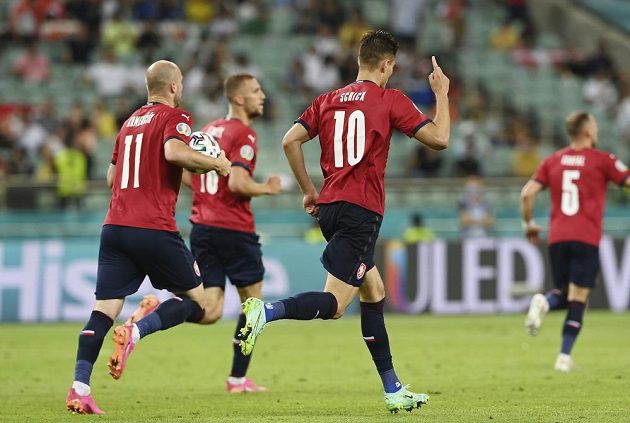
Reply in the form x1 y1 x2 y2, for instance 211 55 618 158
104 103 194 232
533 147 630 246
189 118 258 233
297 80 430 215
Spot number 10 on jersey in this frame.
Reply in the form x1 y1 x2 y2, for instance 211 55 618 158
333 110 365 167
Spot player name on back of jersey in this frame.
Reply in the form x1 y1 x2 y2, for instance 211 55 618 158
339 91 367 102
126 112 156 128
560 155 585 167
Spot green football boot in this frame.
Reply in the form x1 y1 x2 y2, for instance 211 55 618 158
239 297 267 356
384 385 429 413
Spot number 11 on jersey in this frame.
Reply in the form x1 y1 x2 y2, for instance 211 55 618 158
121 134 143 189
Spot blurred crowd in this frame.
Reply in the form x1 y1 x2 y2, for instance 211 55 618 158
1 0 629 210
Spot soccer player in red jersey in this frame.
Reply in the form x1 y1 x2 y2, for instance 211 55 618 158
182 74 281 393
521 111 630 372
66 60 231 415
239 30 451 413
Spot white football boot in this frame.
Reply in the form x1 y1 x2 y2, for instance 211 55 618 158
525 293 549 336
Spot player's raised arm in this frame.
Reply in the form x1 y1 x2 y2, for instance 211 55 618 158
282 123 319 216
415 56 450 150
164 138 232 176
520 179 544 243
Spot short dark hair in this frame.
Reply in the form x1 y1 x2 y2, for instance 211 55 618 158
358 30 399 70
565 111 592 137
224 73 256 102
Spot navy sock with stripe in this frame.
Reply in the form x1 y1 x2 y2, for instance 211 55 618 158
74 310 113 385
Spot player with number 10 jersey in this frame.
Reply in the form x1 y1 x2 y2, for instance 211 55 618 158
298 80 430 215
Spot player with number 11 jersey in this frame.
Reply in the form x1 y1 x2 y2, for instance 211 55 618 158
105 103 194 232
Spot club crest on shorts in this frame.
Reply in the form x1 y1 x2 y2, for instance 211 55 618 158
357 262 367 279
193 260 201 277
176 122 192 137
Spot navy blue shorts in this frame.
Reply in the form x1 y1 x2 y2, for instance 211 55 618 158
95 225 202 300
318 201 382 287
549 241 600 289
189 223 264 288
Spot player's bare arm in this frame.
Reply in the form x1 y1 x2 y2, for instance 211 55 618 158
228 166 282 197
282 123 319 217
520 179 544 243
106 164 116 189
415 56 450 150
164 138 232 176
181 169 192 188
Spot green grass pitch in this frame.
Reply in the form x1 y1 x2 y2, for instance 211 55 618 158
1 312 628 422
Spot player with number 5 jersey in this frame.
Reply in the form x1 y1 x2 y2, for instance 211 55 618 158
521 111 630 372
66 60 231 415
238 30 451 413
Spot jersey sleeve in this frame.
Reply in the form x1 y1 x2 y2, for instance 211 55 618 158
601 153 630 185
389 89 432 137
163 110 193 143
295 95 322 138
229 128 257 174
532 157 549 186
111 133 121 165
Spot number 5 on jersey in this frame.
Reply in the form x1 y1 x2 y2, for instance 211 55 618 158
561 169 580 216
333 110 365 167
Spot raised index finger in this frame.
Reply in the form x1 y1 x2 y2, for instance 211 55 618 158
432 55 439 70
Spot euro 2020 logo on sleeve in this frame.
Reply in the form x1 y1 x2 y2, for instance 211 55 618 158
240 145 254 161
177 122 192 137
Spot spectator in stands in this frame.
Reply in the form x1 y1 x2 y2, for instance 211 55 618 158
458 175 493 238
185 0 214 23
615 81 630 141
489 18 521 51
18 110 48 155
583 68 618 113
313 24 341 58
73 118 98 179
338 9 371 48
437 0 467 51
303 219 326 244
136 19 162 63
236 0 269 35
8 0 64 42
0 114 18 152
35 98 60 135
35 142 55 183
389 0 427 46
101 10 137 58
318 0 346 32
229 52 262 77
512 132 541 177
403 213 436 244
65 0 101 41
8 147 34 176
54 135 87 209
454 135 482 177
91 101 117 139
86 49 131 98
12 39 50 82
408 145 442 178
64 23 95 65
209 4 238 39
